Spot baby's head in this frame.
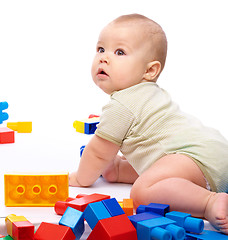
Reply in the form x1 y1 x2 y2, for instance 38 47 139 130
91 14 167 94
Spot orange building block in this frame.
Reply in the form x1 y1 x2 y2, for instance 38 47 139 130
34 222 75 240
87 214 137 240
0 127 14 144
4 173 68 207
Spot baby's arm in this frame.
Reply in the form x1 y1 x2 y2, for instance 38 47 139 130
69 135 120 187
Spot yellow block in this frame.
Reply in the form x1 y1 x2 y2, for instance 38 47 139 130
73 120 84 133
5 214 28 236
7 122 32 133
4 173 69 207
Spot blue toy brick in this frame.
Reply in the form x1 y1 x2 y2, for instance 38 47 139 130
165 211 204 233
102 198 125 217
0 102 9 124
80 145 85 157
137 217 185 240
84 201 111 229
145 202 170 216
187 230 228 240
84 121 99 134
128 212 161 228
136 205 147 214
59 207 84 239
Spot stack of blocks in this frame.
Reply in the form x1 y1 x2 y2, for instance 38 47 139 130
73 116 100 135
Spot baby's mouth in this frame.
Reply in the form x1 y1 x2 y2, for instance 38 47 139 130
97 68 109 77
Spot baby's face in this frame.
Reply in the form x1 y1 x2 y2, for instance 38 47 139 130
91 22 152 94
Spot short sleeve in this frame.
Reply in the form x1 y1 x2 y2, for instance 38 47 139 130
95 99 135 146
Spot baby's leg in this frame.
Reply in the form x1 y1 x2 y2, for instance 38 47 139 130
102 155 139 183
130 154 228 234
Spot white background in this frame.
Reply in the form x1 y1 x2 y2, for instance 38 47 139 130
0 0 228 172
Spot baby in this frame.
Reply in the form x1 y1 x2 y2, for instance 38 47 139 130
70 14 228 234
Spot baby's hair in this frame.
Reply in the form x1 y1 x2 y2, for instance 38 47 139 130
112 14 167 73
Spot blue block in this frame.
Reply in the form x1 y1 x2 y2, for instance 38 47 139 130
136 205 147 214
102 198 125 217
84 121 99 134
0 102 9 124
165 211 204 233
145 202 170 216
128 212 161 228
84 201 111 229
187 230 228 240
59 207 84 239
80 145 86 157
137 217 185 240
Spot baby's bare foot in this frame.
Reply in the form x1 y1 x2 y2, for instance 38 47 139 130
204 192 228 235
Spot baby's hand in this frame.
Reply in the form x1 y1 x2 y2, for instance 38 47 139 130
69 172 81 187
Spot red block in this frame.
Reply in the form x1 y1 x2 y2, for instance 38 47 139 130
12 221 34 240
87 214 137 240
0 127 14 144
0 234 5 238
67 193 110 212
34 222 75 240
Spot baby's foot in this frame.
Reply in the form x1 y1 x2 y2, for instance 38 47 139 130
204 192 228 235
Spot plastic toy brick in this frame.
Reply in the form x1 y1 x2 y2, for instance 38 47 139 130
4 173 69 207
137 216 185 240
34 222 75 240
5 214 28 237
165 211 204 234
87 214 137 240
186 230 228 240
80 145 85 157
67 193 110 212
12 221 34 240
0 101 9 124
7 122 32 133
73 117 100 134
0 235 5 238
102 198 125 217
59 207 84 239
0 127 14 144
128 211 162 229
88 114 100 118
84 201 111 229
0 236 13 240
122 199 134 216
145 202 170 216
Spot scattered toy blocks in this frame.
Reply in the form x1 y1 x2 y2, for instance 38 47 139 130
4 173 69 206
73 117 100 134
0 102 9 124
59 207 84 239
34 222 75 240
0 127 14 144
7 122 32 133
102 198 125 217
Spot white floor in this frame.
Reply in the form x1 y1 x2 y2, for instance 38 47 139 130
0 130 216 239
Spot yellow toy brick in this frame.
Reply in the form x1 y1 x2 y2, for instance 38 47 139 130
4 173 69 207
7 122 32 133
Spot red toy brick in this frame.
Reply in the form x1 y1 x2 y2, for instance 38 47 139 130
0 234 5 238
12 221 34 240
34 222 75 240
67 193 110 212
0 127 14 144
87 214 137 240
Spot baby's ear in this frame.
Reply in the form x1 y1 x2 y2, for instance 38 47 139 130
143 61 161 81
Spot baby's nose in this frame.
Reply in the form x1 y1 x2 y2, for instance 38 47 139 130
100 56 109 64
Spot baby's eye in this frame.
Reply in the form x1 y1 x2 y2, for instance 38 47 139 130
115 49 125 56
97 47 105 53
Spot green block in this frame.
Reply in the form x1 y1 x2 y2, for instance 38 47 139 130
0 236 13 240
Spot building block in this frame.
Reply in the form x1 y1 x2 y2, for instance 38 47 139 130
145 202 170 216
0 101 9 124
186 230 228 240
12 221 34 240
87 214 137 240
0 236 13 240
165 211 204 233
0 127 14 144
4 173 69 206
34 222 75 240
122 199 134 216
59 207 84 239
84 201 112 229
7 122 32 133
137 217 185 240
80 145 85 157
5 215 28 237
0 235 5 238
102 198 125 217
67 193 110 212
73 117 100 134
128 211 162 229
